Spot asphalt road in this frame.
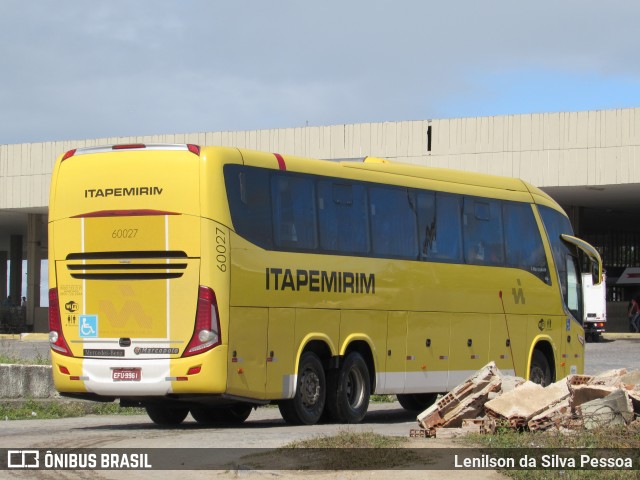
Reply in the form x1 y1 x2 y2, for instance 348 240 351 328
0 403 505 480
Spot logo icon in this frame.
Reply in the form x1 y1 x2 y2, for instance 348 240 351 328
511 279 525 304
65 301 79 313
7 450 39 468
79 315 98 338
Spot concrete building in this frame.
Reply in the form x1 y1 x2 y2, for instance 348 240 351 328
2 107 640 331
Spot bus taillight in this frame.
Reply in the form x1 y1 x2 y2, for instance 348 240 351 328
48 288 72 356
183 286 221 357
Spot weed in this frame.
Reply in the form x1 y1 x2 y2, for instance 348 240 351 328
466 425 640 480
0 399 144 420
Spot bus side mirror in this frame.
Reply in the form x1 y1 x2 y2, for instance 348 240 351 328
561 234 603 285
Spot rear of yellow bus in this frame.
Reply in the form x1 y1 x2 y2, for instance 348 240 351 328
48 144 232 424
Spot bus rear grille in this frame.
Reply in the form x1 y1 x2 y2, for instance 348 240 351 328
65 251 189 280
69 272 183 280
66 251 188 260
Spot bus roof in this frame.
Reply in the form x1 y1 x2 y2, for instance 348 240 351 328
224 146 561 211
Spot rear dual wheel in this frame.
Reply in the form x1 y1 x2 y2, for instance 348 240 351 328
397 393 438 412
190 404 252 425
279 352 326 425
326 352 371 423
279 351 373 425
146 403 189 426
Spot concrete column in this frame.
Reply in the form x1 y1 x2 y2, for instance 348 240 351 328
566 206 583 237
9 235 22 307
0 251 7 303
26 214 43 328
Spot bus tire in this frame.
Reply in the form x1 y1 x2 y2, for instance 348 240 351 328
191 404 252 425
145 404 189 426
326 352 370 423
396 393 438 412
529 349 552 387
278 352 326 425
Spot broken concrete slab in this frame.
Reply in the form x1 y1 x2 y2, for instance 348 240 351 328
570 384 619 408
588 369 628 387
528 398 572 431
577 389 634 429
439 376 501 428
417 361 501 432
497 375 526 394
435 419 491 438
416 363 640 438
620 370 640 387
485 378 570 424
627 389 640 413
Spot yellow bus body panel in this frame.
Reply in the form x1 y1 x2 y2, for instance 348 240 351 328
48 145 589 404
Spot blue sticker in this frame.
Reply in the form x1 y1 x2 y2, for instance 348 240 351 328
566 318 571 332
79 315 98 338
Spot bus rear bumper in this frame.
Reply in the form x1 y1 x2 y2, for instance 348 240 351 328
51 346 228 397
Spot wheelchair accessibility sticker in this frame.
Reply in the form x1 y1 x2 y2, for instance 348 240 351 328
79 315 98 338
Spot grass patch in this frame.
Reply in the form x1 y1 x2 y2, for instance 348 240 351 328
239 430 426 470
287 429 405 449
468 423 640 450
370 394 395 403
0 399 144 420
0 352 50 365
466 424 640 479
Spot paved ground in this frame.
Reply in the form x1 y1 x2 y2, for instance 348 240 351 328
1 332 638 479
0 402 506 480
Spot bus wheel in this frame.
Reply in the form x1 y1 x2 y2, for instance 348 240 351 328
327 352 370 423
396 393 438 413
191 404 252 425
279 352 326 425
529 350 552 387
145 404 189 426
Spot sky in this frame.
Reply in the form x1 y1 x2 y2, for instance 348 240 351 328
1 0 640 145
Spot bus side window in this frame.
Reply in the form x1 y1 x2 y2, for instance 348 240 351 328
503 203 550 284
417 192 463 262
370 186 418 258
566 254 582 320
539 205 580 313
272 175 318 250
318 182 369 254
463 197 505 266
224 165 273 249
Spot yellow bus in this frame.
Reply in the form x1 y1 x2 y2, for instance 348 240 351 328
48 144 602 426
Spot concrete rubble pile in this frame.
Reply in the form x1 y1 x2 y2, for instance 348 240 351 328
416 362 640 438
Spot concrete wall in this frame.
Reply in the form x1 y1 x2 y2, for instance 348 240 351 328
2 107 640 210
429 109 640 187
0 364 56 398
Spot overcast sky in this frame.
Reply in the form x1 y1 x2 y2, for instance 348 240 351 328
1 0 640 145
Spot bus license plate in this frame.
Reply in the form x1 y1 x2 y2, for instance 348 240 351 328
112 368 141 382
